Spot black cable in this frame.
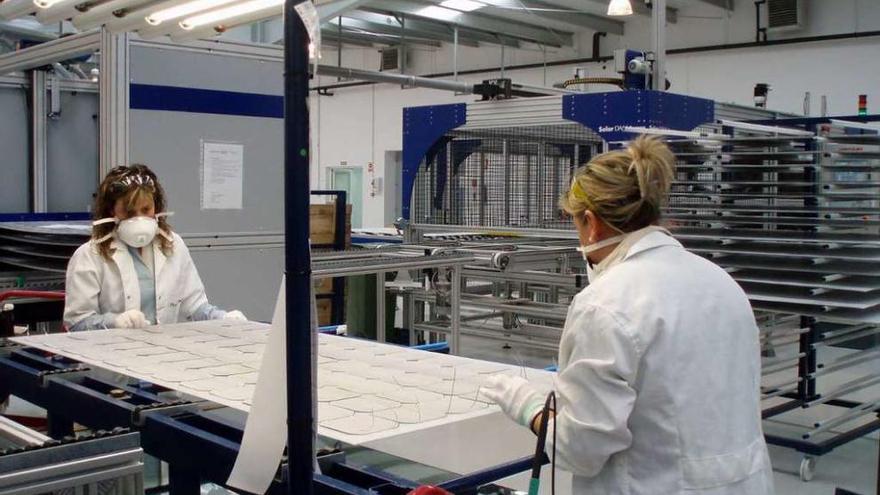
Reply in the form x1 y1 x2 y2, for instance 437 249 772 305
530 391 557 495
550 392 557 495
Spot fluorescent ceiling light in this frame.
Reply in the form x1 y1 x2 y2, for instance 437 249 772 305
606 0 632 16
440 0 485 12
146 0 239 25
33 0 72 9
179 0 281 29
415 5 461 21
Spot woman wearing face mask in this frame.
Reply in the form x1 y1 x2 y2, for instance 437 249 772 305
64 164 247 331
482 136 773 494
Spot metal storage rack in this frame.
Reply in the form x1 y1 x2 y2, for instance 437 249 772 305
400 93 880 482
660 118 880 480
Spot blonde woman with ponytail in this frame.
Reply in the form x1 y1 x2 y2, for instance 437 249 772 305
483 136 774 495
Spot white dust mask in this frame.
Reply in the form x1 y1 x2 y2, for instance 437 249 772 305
117 216 158 248
92 212 173 246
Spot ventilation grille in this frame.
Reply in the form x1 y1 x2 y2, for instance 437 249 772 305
767 0 803 31
380 47 399 71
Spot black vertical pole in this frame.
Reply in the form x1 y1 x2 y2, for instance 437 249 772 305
332 190 346 324
284 3 313 495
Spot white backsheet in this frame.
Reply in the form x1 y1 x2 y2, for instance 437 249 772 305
12 321 555 446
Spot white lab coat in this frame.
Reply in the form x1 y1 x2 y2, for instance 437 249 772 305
548 231 774 494
64 233 213 328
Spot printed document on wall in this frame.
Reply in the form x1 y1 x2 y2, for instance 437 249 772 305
201 141 244 210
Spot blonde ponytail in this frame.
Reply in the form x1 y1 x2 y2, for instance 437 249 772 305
559 135 675 232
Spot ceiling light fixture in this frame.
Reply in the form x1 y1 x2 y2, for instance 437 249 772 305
606 0 632 16
33 0 72 9
440 0 485 12
146 0 239 25
179 0 281 29
414 5 461 21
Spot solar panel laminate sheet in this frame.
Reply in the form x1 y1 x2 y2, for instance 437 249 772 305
666 128 880 321
709 256 880 277
0 233 84 247
676 228 880 246
685 241 880 262
752 301 880 324
12 321 555 446
0 221 91 237
729 270 880 292
0 255 68 273
736 282 880 309
0 244 75 260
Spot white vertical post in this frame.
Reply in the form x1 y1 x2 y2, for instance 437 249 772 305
452 26 458 82
500 43 505 79
99 28 129 176
450 265 461 355
376 271 386 343
651 0 666 91
31 70 48 213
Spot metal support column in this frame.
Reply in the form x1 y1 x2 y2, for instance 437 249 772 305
541 44 547 86
376 271 386 343
551 155 560 223
798 316 818 400
503 139 510 225
450 265 461 354
536 143 546 225
99 29 129 175
478 151 486 225
500 43 505 79
336 16 343 82
283 1 314 493
525 152 531 224
405 286 416 346
399 14 406 79
446 140 454 224
650 0 667 91
30 69 48 213
452 26 458 82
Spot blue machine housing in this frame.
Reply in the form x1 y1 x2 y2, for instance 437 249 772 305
400 90 715 220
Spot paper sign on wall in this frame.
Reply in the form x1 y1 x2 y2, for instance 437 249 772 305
201 141 244 210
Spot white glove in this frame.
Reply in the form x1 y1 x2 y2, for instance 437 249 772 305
481 374 545 427
223 310 247 321
114 310 148 329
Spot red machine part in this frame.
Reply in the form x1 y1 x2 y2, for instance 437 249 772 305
407 487 454 495
0 290 66 304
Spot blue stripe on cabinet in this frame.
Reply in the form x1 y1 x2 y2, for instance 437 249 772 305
130 83 283 119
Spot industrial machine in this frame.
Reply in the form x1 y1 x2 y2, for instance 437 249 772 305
2 87 878 491
0 415 143 495
393 91 880 482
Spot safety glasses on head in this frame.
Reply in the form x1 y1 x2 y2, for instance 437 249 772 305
107 167 157 195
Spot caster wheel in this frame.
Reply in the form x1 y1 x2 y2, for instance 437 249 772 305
799 456 816 482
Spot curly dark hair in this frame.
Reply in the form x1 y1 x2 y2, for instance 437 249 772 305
92 164 173 260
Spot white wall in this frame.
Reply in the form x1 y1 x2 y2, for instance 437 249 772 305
230 0 880 228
